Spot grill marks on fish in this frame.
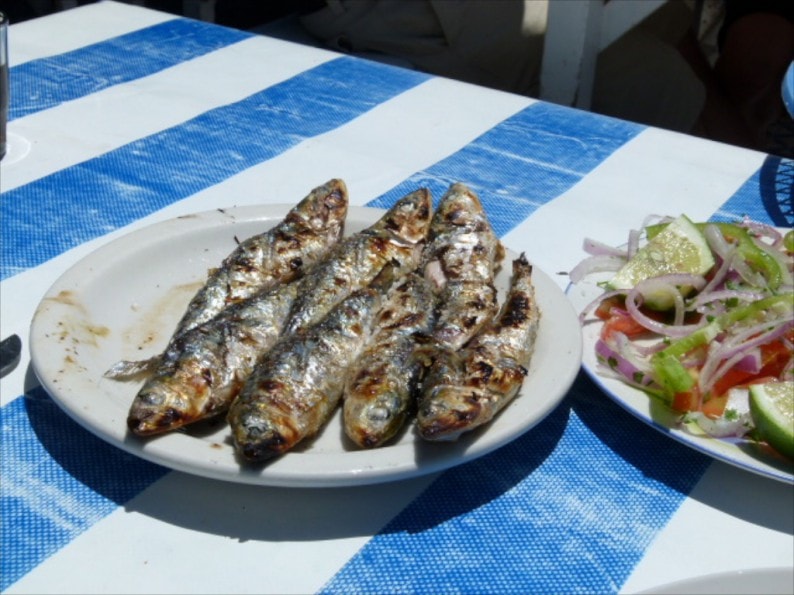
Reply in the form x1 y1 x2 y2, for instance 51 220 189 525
422 183 504 351
228 265 397 462
283 188 432 335
117 179 541 459
126 281 300 436
343 271 436 448
175 178 348 336
417 254 541 441
105 180 348 380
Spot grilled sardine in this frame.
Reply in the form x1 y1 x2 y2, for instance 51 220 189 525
283 188 432 335
417 254 540 441
228 265 398 462
126 281 300 436
105 179 347 379
422 183 504 350
177 179 348 335
343 270 436 448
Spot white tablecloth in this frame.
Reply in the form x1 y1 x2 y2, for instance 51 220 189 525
1 2 792 594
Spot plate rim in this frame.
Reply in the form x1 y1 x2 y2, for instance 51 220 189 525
635 566 794 595
566 277 794 485
29 204 583 488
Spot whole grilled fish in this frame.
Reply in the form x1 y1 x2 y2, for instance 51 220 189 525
176 178 348 335
343 270 436 448
105 179 347 379
228 265 397 462
282 187 432 335
417 254 541 441
126 280 300 436
422 182 504 351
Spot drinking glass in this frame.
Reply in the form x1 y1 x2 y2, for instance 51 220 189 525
0 11 9 161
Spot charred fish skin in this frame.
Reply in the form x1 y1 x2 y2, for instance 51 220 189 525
423 183 504 351
174 178 348 337
343 271 436 448
106 179 348 380
228 266 396 462
126 281 299 436
282 187 432 336
417 254 540 441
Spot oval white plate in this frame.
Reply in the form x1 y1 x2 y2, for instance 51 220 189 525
567 277 794 485
30 205 582 487
635 567 794 594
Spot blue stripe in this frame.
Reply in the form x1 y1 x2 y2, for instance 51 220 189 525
712 156 794 227
1 389 169 592
10 19 252 121
368 102 643 236
321 373 710 594
323 108 709 594
1 57 430 280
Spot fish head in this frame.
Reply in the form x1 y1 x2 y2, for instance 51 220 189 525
380 188 433 245
229 405 301 462
434 183 486 229
345 391 409 449
127 380 198 436
295 178 349 238
417 384 493 442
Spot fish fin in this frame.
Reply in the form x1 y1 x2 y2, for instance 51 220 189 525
103 355 161 380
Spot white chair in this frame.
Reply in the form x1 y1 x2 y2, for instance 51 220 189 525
540 0 668 109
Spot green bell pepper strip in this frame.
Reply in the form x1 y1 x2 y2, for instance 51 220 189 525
650 294 794 398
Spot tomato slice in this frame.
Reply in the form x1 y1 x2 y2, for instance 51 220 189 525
710 339 791 397
600 309 648 340
672 389 701 413
594 296 625 320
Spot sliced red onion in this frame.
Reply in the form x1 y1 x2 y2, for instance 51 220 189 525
687 409 752 438
688 288 766 312
583 237 627 258
733 348 762 373
687 386 753 437
741 216 782 246
595 337 659 391
623 274 707 337
703 224 763 289
700 252 734 295
577 288 628 324
569 254 626 284
572 216 793 410
706 227 767 286
704 224 734 260
699 319 794 395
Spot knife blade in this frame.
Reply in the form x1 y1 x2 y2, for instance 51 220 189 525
0 334 22 378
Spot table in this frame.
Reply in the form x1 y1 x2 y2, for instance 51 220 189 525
2 2 792 593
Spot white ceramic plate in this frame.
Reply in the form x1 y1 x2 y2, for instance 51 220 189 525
567 276 794 485
635 567 794 594
30 205 582 487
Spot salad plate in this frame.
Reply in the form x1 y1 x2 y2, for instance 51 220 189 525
567 275 794 485
29 205 582 488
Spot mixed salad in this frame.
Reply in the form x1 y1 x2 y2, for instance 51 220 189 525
571 215 793 459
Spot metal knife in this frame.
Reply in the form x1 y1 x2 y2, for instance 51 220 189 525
0 334 22 378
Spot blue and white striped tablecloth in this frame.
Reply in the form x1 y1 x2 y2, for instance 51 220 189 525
2 3 792 594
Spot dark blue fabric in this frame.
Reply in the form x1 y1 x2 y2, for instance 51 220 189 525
320 373 710 594
9 18 252 121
